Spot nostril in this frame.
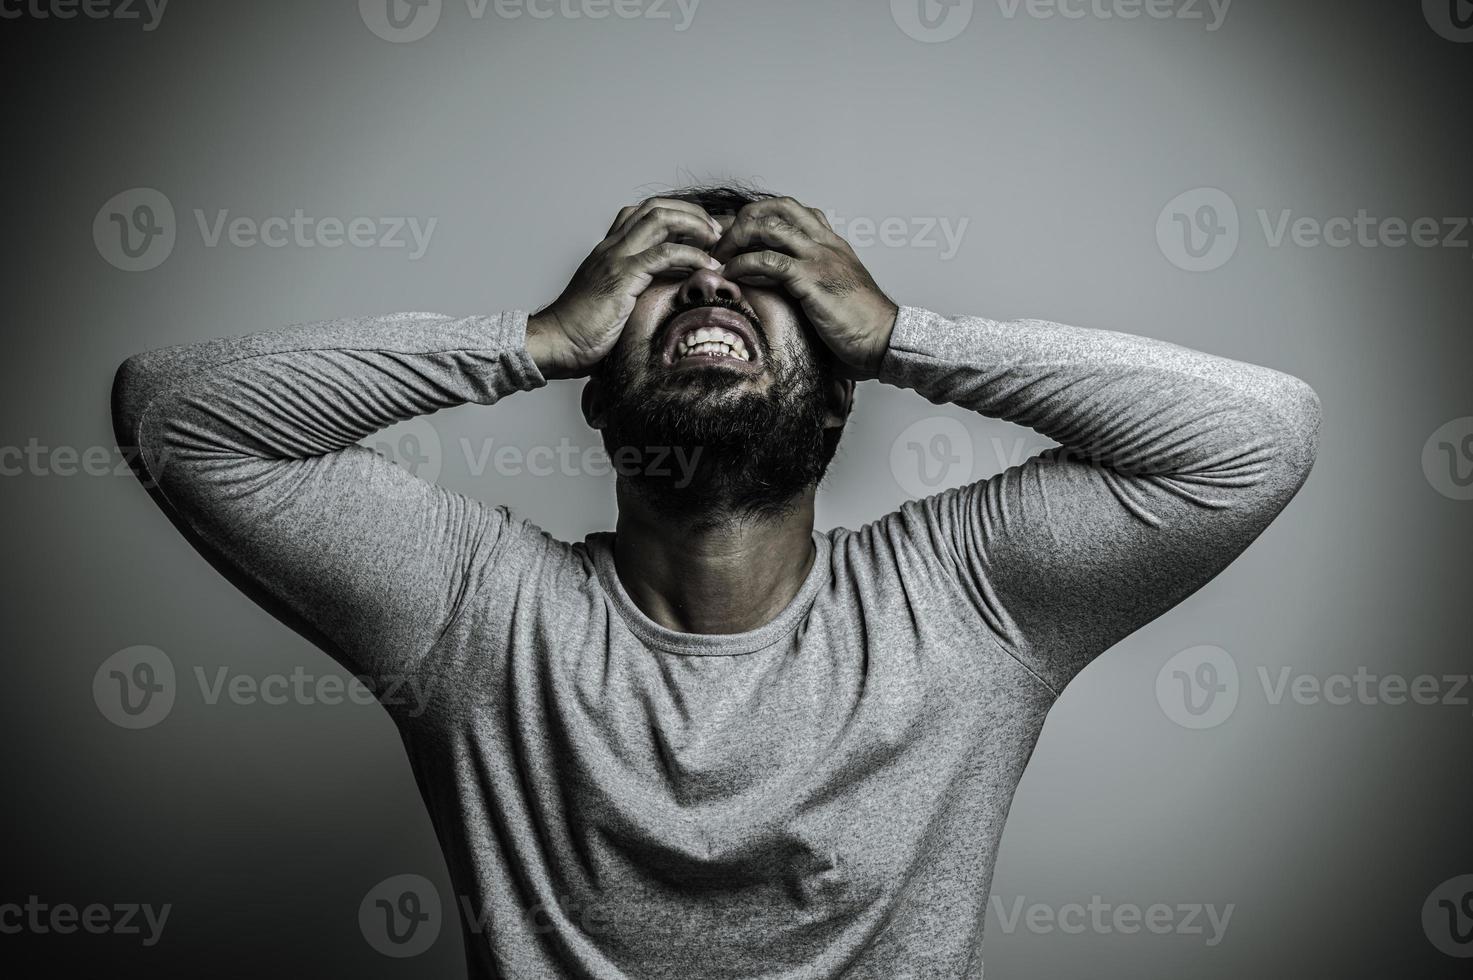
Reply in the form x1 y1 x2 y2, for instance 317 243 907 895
679 268 743 307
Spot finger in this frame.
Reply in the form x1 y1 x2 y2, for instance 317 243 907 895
628 242 723 279
712 196 842 261
742 196 835 240
606 205 639 236
608 198 719 237
612 207 722 257
719 249 810 293
711 207 822 263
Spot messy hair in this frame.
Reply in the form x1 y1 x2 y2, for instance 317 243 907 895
636 180 780 216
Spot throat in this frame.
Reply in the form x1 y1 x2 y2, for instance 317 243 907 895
610 486 819 636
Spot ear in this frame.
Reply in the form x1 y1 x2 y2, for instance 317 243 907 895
822 376 855 431
581 377 608 430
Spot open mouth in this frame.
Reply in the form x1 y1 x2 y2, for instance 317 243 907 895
660 306 763 374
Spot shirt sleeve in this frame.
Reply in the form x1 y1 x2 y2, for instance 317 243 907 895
876 306 1321 695
111 310 547 685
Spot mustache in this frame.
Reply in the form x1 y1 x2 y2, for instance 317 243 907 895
652 296 766 360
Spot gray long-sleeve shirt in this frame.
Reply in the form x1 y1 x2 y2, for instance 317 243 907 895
112 306 1320 979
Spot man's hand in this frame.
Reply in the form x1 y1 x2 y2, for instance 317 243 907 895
712 197 899 380
528 199 724 379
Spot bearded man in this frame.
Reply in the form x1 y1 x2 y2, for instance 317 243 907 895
113 185 1320 978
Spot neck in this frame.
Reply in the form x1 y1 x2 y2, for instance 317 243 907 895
611 480 818 635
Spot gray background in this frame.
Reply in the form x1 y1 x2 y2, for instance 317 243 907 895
3 0 1470 975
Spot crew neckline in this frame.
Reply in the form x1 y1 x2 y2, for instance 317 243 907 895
584 529 831 656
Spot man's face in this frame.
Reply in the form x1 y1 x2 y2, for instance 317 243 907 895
584 214 850 520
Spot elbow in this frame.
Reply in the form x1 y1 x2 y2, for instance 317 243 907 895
111 353 155 452
1266 372 1322 488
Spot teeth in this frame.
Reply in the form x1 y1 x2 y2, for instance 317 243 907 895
676 326 750 361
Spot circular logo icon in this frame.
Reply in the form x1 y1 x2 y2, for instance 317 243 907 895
93 645 176 729
94 188 176 272
1156 187 1239 272
890 416 973 499
364 417 443 484
1422 417 1473 501
1424 0 1473 43
1155 645 1238 729
1423 874 1473 957
360 873 442 957
359 0 441 42
891 0 974 42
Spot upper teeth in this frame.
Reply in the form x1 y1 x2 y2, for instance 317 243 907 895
677 326 750 361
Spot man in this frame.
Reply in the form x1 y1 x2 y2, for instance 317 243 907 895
113 186 1320 978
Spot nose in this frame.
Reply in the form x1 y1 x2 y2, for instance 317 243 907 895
677 267 743 308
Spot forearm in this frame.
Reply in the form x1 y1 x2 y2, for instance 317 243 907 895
113 310 545 467
874 306 1321 691
878 306 1321 490
111 309 548 681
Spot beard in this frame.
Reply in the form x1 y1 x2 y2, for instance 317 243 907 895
592 304 840 525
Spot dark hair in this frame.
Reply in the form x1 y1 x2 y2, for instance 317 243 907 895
637 181 780 216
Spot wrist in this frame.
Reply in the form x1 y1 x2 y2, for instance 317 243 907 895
854 300 899 377
526 310 579 380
